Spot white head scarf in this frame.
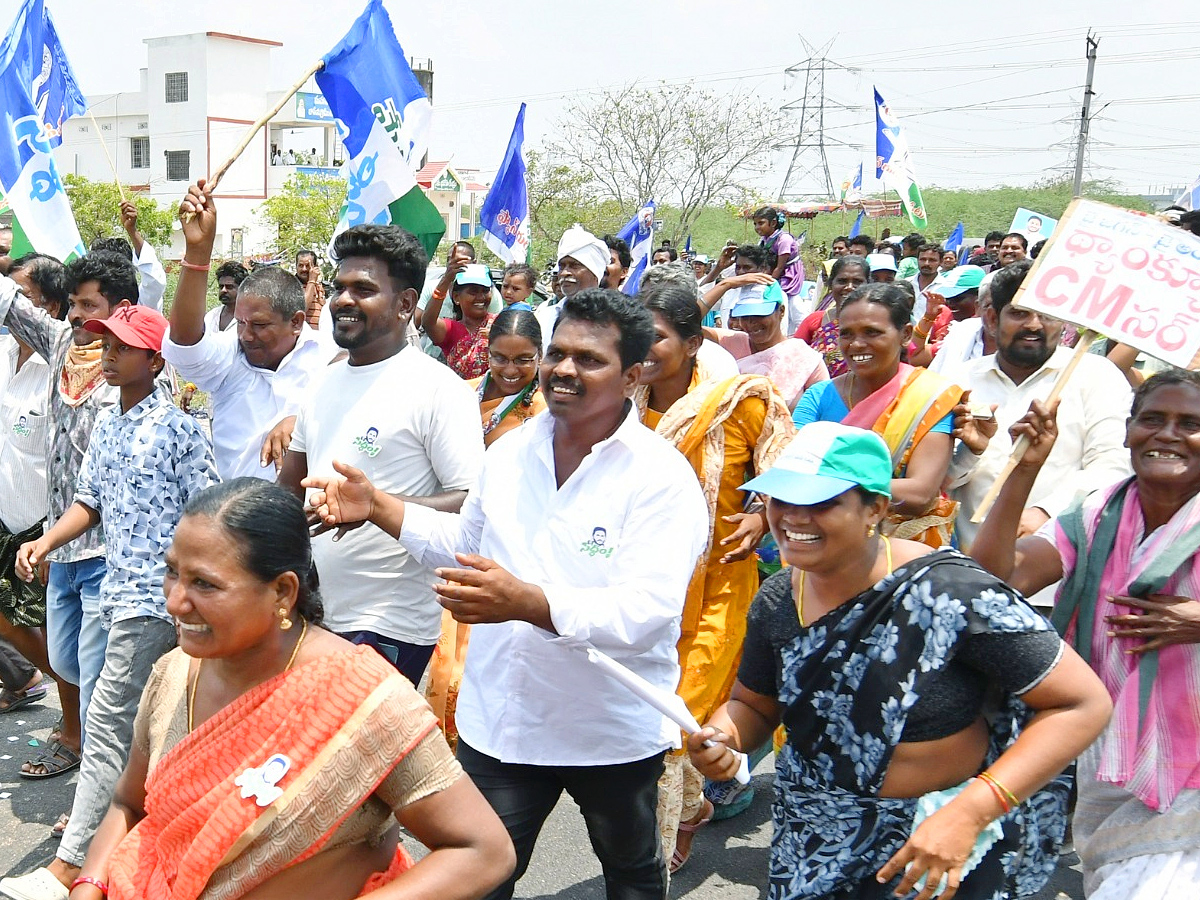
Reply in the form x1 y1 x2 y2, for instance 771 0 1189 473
557 225 609 284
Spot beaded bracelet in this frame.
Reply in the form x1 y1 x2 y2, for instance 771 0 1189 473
69 875 109 896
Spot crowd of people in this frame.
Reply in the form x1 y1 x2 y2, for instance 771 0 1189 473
0 182 1195 900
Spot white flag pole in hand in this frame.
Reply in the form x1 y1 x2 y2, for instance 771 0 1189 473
584 647 752 784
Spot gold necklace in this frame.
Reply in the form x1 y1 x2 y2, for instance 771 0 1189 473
187 618 309 732
796 535 892 627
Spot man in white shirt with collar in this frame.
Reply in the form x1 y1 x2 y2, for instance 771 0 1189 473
279 222 483 685
305 288 708 900
90 202 168 312
950 260 1132 557
165 183 332 480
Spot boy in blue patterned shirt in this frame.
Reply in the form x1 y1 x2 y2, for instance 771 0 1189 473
8 305 217 894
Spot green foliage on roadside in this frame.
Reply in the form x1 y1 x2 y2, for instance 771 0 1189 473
63 174 174 247
256 172 347 262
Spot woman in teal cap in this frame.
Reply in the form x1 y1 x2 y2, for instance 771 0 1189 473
688 421 1111 900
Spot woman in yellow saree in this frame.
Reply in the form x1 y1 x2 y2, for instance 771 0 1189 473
69 480 513 900
636 283 796 872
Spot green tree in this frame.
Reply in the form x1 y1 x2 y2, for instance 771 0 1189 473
256 172 347 262
63 174 174 247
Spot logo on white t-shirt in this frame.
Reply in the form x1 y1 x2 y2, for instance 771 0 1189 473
352 426 382 458
579 526 613 558
12 415 30 438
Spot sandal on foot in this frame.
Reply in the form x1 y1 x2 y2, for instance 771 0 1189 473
50 813 69 840
19 740 81 780
669 798 714 874
0 867 70 900
0 680 48 713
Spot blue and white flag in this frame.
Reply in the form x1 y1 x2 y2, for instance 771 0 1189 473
1174 175 1200 212
875 88 926 230
479 103 529 264
944 221 964 252
0 0 85 261
848 209 865 238
317 0 444 257
840 163 862 206
616 200 655 296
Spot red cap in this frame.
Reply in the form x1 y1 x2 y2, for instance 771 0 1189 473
83 305 168 352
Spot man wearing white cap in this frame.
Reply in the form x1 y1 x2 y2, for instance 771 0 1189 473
534 225 609 351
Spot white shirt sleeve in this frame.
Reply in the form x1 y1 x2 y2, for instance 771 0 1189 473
424 377 485 492
160 327 239 392
1034 359 1133 519
398 487 485 570
135 242 167 312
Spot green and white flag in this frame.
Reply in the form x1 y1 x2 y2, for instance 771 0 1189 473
874 88 926 230
317 0 445 258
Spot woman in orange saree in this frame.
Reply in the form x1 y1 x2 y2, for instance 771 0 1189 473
69 480 513 900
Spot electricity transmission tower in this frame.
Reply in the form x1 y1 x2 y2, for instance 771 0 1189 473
776 38 859 202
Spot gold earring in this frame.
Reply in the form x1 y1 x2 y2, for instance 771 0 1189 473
866 524 877 538
277 607 293 631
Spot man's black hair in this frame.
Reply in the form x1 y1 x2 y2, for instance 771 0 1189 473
67 251 139 306
332 224 428 295
602 234 632 270
555 287 655 370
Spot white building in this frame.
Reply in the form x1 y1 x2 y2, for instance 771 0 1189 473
58 31 345 260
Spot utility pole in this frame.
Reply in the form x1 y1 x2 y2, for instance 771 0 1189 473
1072 32 1099 197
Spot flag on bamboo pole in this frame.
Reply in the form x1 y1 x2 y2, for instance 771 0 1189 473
0 0 85 261
617 200 655 296
478 103 529 264
317 0 445 258
874 88 927 230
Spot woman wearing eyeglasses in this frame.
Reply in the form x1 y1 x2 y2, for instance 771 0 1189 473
425 307 547 750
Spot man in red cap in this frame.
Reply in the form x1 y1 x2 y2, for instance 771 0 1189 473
3 305 218 899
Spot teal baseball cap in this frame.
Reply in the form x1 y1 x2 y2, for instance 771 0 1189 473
740 422 893 504
729 281 786 318
931 265 985 298
455 264 492 288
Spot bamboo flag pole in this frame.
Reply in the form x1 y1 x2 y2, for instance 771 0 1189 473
182 59 325 221
86 109 124 200
969 329 1097 524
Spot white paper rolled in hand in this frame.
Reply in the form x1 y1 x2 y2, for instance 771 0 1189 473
584 648 752 784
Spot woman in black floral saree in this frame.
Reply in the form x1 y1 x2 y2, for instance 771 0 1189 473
689 421 1111 900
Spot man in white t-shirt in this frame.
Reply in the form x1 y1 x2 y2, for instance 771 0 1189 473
279 224 483 684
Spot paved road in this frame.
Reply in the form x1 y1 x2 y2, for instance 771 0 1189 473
0 685 1082 899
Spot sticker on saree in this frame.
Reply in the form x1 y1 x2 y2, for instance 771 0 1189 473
235 753 292 806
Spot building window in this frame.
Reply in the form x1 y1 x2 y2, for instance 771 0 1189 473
165 72 188 103
165 150 190 182
130 136 149 169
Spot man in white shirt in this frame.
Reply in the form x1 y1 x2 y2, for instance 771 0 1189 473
908 242 942 321
279 223 483 685
950 260 1132 558
304 288 708 900
165 184 332 480
202 260 248 335
0 256 68 722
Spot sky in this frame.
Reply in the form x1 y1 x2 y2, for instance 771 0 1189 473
18 0 1200 200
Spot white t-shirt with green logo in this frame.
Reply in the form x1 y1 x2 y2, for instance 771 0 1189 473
291 345 484 644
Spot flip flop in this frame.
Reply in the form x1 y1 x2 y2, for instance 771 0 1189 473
50 813 69 840
19 740 81 780
0 681 48 713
